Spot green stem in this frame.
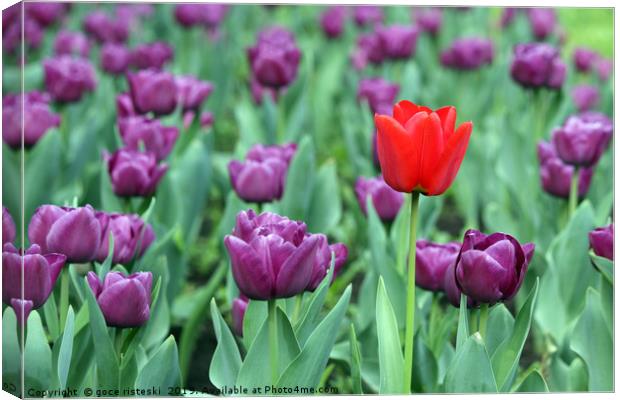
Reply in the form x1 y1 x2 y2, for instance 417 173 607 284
403 191 420 394
478 304 489 339
469 310 478 334
268 299 279 385
568 167 580 217
59 268 69 330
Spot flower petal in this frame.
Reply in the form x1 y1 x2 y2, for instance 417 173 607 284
224 235 273 300
275 234 319 298
425 121 472 196
375 114 418 192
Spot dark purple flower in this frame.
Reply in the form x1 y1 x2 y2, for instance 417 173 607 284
3 207 16 246
232 295 248 336
228 152 289 203
224 210 321 300
537 141 593 199
510 43 566 90
414 8 442 36
3 92 61 149
356 32 384 67
416 240 460 292
118 116 179 161
3 243 66 325
127 69 178 115
25 2 66 27
3 17 43 53
571 85 600 112
376 25 418 60
589 224 613 261
247 27 301 89
440 37 494 71
95 212 155 264
307 234 348 291
320 6 347 39
101 43 131 75
116 93 136 119
454 229 534 305
28 205 104 263
174 4 228 29
444 261 473 308
246 143 297 165
357 77 399 114
551 113 613 167
573 47 599 73
87 271 152 328
105 149 168 198
175 75 214 111
54 30 90 58
250 77 279 105
83 10 129 43
353 6 383 27
43 56 96 103
130 42 174 70
527 8 556 40
355 175 404 222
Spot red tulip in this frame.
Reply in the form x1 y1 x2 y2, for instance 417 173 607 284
374 100 472 195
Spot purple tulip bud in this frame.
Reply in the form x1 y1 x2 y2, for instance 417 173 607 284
307 234 348 291
595 58 612 81
28 205 103 263
551 113 613 167
116 93 136 119
232 295 248 336
95 212 155 264
127 69 178 116
224 210 321 300
440 37 494 71
376 25 418 60
118 116 179 161
537 141 593 199
175 75 214 111
174 4 206 27
357 77 399 114
105 149 168 198
573 47 599 73
247 27 301 89
3 207 16 246
87 271 152 327
356 32 384 66
83 10 129 43
510 43 566 90
3 17 44 53
228 158 287 203
25 2 66 27
247 143 297 165
414 8 442 36
589 224 613 261
3 243 66 325
353 6 383 27
320 6 347 39
43 56 97 103
415 240 461 292
571 85 600 112
130 42 174 70
455 229 534 305
527 8 556 40
54 30 90 58
100 43 131 75
355 175 404 222
3 92 61 149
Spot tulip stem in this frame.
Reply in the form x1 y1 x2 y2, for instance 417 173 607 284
478 304 489 340
268 299 279 385
59 268 69 330
403 191 420 394
568 167 580 217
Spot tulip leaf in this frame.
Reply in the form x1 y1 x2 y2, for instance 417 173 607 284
590 252 613 285
445 333 497 393
375 277 404 394
208 299 242 390
456 294 469 352
295 256 334 346
514 368 549 392
485 304 515 357
349 324 363 394
24 131 62 221
135 335 181 389
412 331 438 393
42 291 60 342
279 135 315 221
242 299 268 350
96 233 115 280
491 278 539 392
24 311 53 393
570 287 613 391
277 285 352 389
307 160 341 234
547 354 588 392
2 308 20 395
57 306 75 390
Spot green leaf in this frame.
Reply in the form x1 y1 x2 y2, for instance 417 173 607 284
2 308 21 394
24 311 52 392
242 299 268 350
96 233 115 280
208 299 242 389
306 161 341 233
485 304 515 357
57 306 75 390
99 163 123 213
294 258 334 346
412 332 438 393
42 291 60 342
456 294 470 352
375 277 404 394
279 136 315 220
547 355 588 392
445 334 497 393
24 131 62 221
135 335 181 389
277 285 352 389
590 252 613 284
349 324 363 394
514 369 549 392
491 278 539 392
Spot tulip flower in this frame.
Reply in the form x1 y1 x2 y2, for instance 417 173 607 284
246 143 297 164
589 224 613 261
595 58 612 81
307 234 348 291
127 69 178 115
118 116 179 161
25 2 66 27
510 43 566 90
537 141 593 199
374 100 473 195
357 77 400 114
200 111 214 129
250 77 278 105
232 295 248 336
573 47 598 73
353 6 383 27
130 42 174 70
28 205 104 263
2 92 61 149
440 37 494 71
175 75 214 111
83 10 130 43
224 210 320 300
116 93 136 119
95 212 156 264
454 229 534 305
100 43 131 75
54 30 90 58
551 113 613 167
376 25 418 60
571 85 600 112
2 243 66 325
247 27 301 89
443 261 474 308
416 240 461 292
355 175 404 222
527 8 556 40
414 8 442 36
3 207 16 245
105 149 168 198
355 32 384 67
87 271 152 328
3 17 43 53
43 56 97 103
174 4 228 29
320 6 347 39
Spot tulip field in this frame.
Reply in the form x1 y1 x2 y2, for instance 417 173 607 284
1 3 615 397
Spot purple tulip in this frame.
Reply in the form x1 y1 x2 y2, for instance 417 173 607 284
250 77 278 105
105 149 168 198
246 143 297 164
116 93 136 119
28 205 104 263
510 43 566 90
415 240 461 292
54 30 90 58
83 10 129 43
573 47 598 73
414 8 442 36
130 42 174 70
595 58 612 81
355 175 404 222
3 207 16 246
127 69 178 116
444 260 474 308
500 8 518 28
571 85 600 112
3 17 44 53
307 234 348 291
440 37 494 71
551 113 613 167
3 92 61 149
537 141 593 199
454 229 534 305
228 156 288 203
118 116 179 161
87 271 152 328
320 6 347 39
247 27 301 89
527 8 556 40
589 224 613 261
175 75 214 111
376 25 418 60
353 6 383 27
95 212 155 264
174 4 228 29
3 243 66 325
224 210 320 300
25 2 66 27
357 77 399 114
351 32 384 69
43 56 96 103
232 295 248 336
100 43 131 75
200 111 214 129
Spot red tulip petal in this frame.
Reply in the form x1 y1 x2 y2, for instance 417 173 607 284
393 100 432 125
435 106 456 141
426 121 473 196
417 112 444 191
375 114 418 192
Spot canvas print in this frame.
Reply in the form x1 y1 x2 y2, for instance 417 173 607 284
1 2 614 397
